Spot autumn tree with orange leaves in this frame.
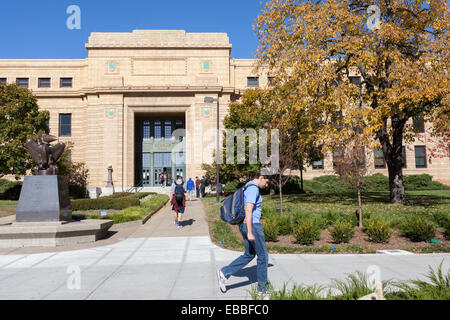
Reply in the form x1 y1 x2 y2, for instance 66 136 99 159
254 0 449 204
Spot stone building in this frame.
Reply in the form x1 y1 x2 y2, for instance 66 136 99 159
0 30 448 193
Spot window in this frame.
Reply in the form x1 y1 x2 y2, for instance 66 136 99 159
154 153 171 167
267 77 275 86
247 77 259 87
413 115 425 133
332 149 344 168
349 76 361 86
45 119 50 133
174 119 184 142
0 78 6 85
164 120 172 139
154 121 161 140
59 114 71 136
60 78 73 88
415 146 427 168
16 78 29 88
143 121 151 140
38 78 51 88
374 148 386 168
142 153 151 167
312 159 324 169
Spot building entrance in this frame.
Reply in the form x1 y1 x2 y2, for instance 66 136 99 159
135 116 186 187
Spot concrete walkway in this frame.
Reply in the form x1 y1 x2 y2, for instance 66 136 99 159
0 198 448 300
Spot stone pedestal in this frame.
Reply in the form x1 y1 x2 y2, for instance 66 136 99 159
16 175 71 222
0 219 114 248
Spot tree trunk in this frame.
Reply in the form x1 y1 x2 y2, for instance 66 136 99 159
300 167 305 193
357 186 363 228
376 114 407 204
387 159 407 204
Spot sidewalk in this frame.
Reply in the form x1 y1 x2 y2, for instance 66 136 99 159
0 197 448 300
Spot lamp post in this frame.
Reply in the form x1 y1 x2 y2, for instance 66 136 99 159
204 96 220 204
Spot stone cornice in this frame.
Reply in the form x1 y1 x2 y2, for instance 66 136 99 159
34 85 236 98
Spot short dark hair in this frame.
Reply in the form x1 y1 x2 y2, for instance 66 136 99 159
252 170 269 180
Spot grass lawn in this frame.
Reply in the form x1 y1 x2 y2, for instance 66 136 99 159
202 189 450 254
0 200 18 218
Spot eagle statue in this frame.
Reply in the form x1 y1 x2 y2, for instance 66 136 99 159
24 134 66 175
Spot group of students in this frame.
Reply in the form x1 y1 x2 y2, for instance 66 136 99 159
169 175 209 229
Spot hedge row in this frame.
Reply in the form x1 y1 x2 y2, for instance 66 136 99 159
81 194 169 224
71 192 154 211
223 174 450 195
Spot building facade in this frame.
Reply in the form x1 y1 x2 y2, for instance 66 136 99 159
0 30 448 190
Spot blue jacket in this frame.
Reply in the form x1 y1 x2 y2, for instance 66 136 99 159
186 179 195 190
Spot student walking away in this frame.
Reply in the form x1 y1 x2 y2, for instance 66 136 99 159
170 175 186 229
195 176 201 198
217 170 270 294
186 177 195 201
200 176 206 198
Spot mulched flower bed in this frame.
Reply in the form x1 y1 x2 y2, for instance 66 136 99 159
229 224 449 253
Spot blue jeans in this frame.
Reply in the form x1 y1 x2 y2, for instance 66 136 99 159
196 188 200 198
221 222 269 292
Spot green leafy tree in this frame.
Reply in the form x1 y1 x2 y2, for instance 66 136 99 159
56 141 89 199
0 84 49 179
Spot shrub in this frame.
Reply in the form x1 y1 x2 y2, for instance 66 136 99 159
276 215 293 235
0 179 23 200
361 173 389 192
329 220 355 243
403 174 450 190
364 218 393 243
433 212 450 238
262 218 279 242
292 218 321 245
222 181 245 195
71 195 141 211
401 216 436 242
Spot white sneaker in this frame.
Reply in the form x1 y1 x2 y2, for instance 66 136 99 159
217 270 227 293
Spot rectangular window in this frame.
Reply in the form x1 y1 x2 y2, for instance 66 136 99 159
413 115 425 133
59 113 71 136
374 148 386 168
143 121 151 140
60 77 73 88
154 153 171 167
154 121 161 140
38 78 51 88
349 76 361 86
415 146 427 168
164 120 172 139
175 119 184 142
332 149 344 168
247 77 259 87
312 159 324 169
16 78 29 88
267 77 275 86
142 153 151 167
0 78 6 85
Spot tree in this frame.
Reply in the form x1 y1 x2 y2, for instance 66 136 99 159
254 0 449 204
0 84 49 179
333 132 371 228
56 141 89 199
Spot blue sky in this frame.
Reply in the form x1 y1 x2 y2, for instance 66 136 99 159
0 0 268 59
